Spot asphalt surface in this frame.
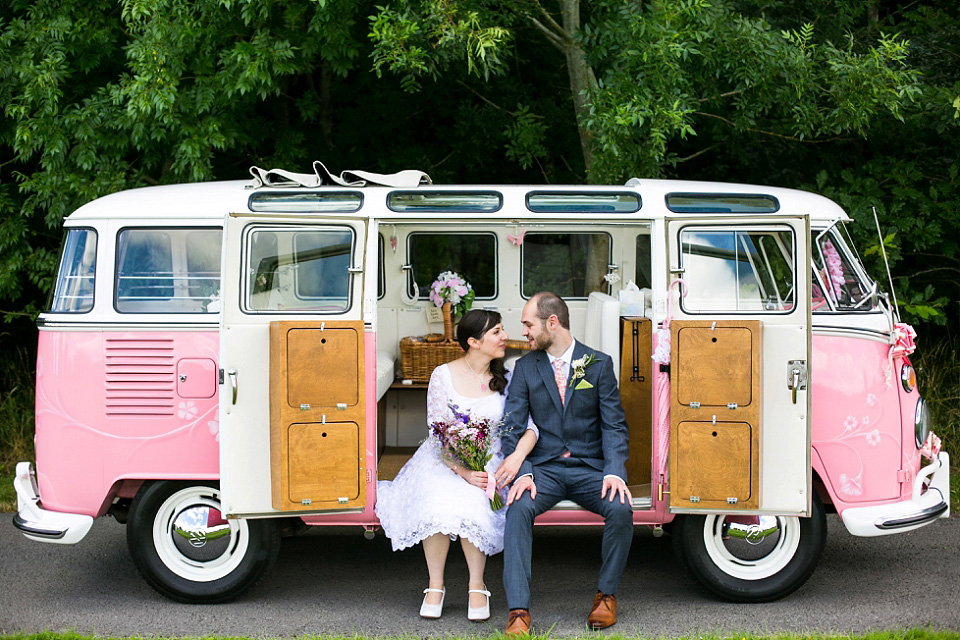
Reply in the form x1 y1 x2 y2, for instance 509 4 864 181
1 513 958 637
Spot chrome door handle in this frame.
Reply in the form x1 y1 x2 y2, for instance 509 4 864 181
786 360 808 405
228 369 238 405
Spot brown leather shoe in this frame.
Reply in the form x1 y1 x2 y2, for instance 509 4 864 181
505 609 531 635
588 592 617 629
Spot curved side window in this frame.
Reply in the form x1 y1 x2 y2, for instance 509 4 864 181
50 228 97 313
811 231 877 311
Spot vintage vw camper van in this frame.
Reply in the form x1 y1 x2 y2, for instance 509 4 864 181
14 166 950 604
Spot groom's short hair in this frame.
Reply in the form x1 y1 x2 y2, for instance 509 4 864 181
533 291 570 330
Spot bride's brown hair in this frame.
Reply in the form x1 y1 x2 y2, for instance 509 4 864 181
456 309 508 394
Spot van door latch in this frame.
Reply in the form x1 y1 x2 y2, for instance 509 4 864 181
787 360 808 404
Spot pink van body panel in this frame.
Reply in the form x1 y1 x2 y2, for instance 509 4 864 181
35 329 221 517
810 334 905 508
36 327 923 525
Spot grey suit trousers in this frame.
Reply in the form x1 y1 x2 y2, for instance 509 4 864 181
503 458 633 609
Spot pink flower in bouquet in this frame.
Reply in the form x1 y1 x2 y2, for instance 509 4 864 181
429 271 476 316
430 403 505 511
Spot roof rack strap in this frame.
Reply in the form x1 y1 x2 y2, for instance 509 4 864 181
248 162 432 189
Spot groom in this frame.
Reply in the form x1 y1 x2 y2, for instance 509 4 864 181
496 292 632 635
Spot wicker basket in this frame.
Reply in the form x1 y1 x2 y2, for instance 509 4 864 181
399 336 465 383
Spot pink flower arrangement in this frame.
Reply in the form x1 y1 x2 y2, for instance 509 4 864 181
429 271 475 316
430 403 504 510
821 238 845 301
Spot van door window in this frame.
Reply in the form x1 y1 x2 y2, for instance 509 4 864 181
407 233 496 299
812 231 877 311
635 233 653 289
115 228 222 313
679 228 794 312
521 232 611 298
245 227 354 313
50 228 97 313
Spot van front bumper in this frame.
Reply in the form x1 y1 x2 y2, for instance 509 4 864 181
840 452 950 537
11 462 93 544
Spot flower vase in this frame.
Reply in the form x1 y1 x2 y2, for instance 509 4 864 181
442 302 454 342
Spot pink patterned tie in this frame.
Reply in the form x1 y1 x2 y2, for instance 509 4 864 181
553 359 567 406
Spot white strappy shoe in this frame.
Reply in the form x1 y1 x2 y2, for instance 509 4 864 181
467 588 491 621
420 587 445 619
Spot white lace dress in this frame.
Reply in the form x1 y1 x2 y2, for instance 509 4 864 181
375 363 508 555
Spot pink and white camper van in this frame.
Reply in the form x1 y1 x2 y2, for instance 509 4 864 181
14 166 949 604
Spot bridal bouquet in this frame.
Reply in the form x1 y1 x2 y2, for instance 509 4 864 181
430 403 505 511
429 271 475 316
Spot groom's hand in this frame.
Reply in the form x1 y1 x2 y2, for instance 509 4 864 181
601 476 633 504
507 475 536 505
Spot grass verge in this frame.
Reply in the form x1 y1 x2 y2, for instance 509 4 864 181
1 630 960 640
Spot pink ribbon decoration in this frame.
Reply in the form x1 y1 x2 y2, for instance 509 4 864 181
885 322 917 388
508 230 526 246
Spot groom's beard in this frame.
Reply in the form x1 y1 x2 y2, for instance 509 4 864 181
531 332 553 352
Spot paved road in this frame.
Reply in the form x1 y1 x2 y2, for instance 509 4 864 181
2 514 958 637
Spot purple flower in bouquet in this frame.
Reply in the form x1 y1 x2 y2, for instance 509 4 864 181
428 271 476 316
429 403 505 511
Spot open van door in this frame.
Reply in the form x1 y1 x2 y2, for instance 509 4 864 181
666 215 811 516
218 213 368 517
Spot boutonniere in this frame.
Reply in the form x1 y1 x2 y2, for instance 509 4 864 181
569 353 598 390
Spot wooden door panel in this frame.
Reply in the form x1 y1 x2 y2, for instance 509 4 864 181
670 320 760 511
675 421 753 505
619 317 653 487
287 422 361 504
270 320 366 512
286 327 359 407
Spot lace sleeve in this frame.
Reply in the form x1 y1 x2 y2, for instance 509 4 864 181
426 364 451 430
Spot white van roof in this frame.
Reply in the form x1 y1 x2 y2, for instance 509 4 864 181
65 177 850 224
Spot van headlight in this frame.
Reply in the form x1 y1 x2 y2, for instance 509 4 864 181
901 363 916 392
914 397 930 449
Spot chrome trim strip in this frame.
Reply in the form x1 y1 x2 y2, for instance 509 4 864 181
226 507 366 519
38 319 218 330
874 494 948 530
550 497 653 511
12 513 68 540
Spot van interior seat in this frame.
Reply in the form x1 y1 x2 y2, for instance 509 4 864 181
584 291 621 382
376 352 395 401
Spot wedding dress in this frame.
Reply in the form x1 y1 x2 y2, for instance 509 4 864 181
375 363 508 555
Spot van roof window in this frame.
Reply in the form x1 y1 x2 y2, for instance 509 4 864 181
666 193 779 213
526 192 640 213
387 191 502 212
248 192 363 213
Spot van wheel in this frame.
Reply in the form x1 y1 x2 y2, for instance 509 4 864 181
672 494 826 602
127 481 280 603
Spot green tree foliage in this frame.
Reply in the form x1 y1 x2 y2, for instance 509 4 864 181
1 0 958 339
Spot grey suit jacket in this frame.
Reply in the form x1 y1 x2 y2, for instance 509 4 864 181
502 340 629 481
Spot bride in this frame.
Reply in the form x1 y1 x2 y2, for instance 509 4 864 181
375 309 538 621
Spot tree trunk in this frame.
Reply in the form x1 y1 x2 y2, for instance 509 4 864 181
558 0 598 182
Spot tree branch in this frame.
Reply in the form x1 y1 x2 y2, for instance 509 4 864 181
698 88 747 103
455 80 545 118
529 17 566 52
532 0 567 40
695 111 854 143
675 144 717 163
